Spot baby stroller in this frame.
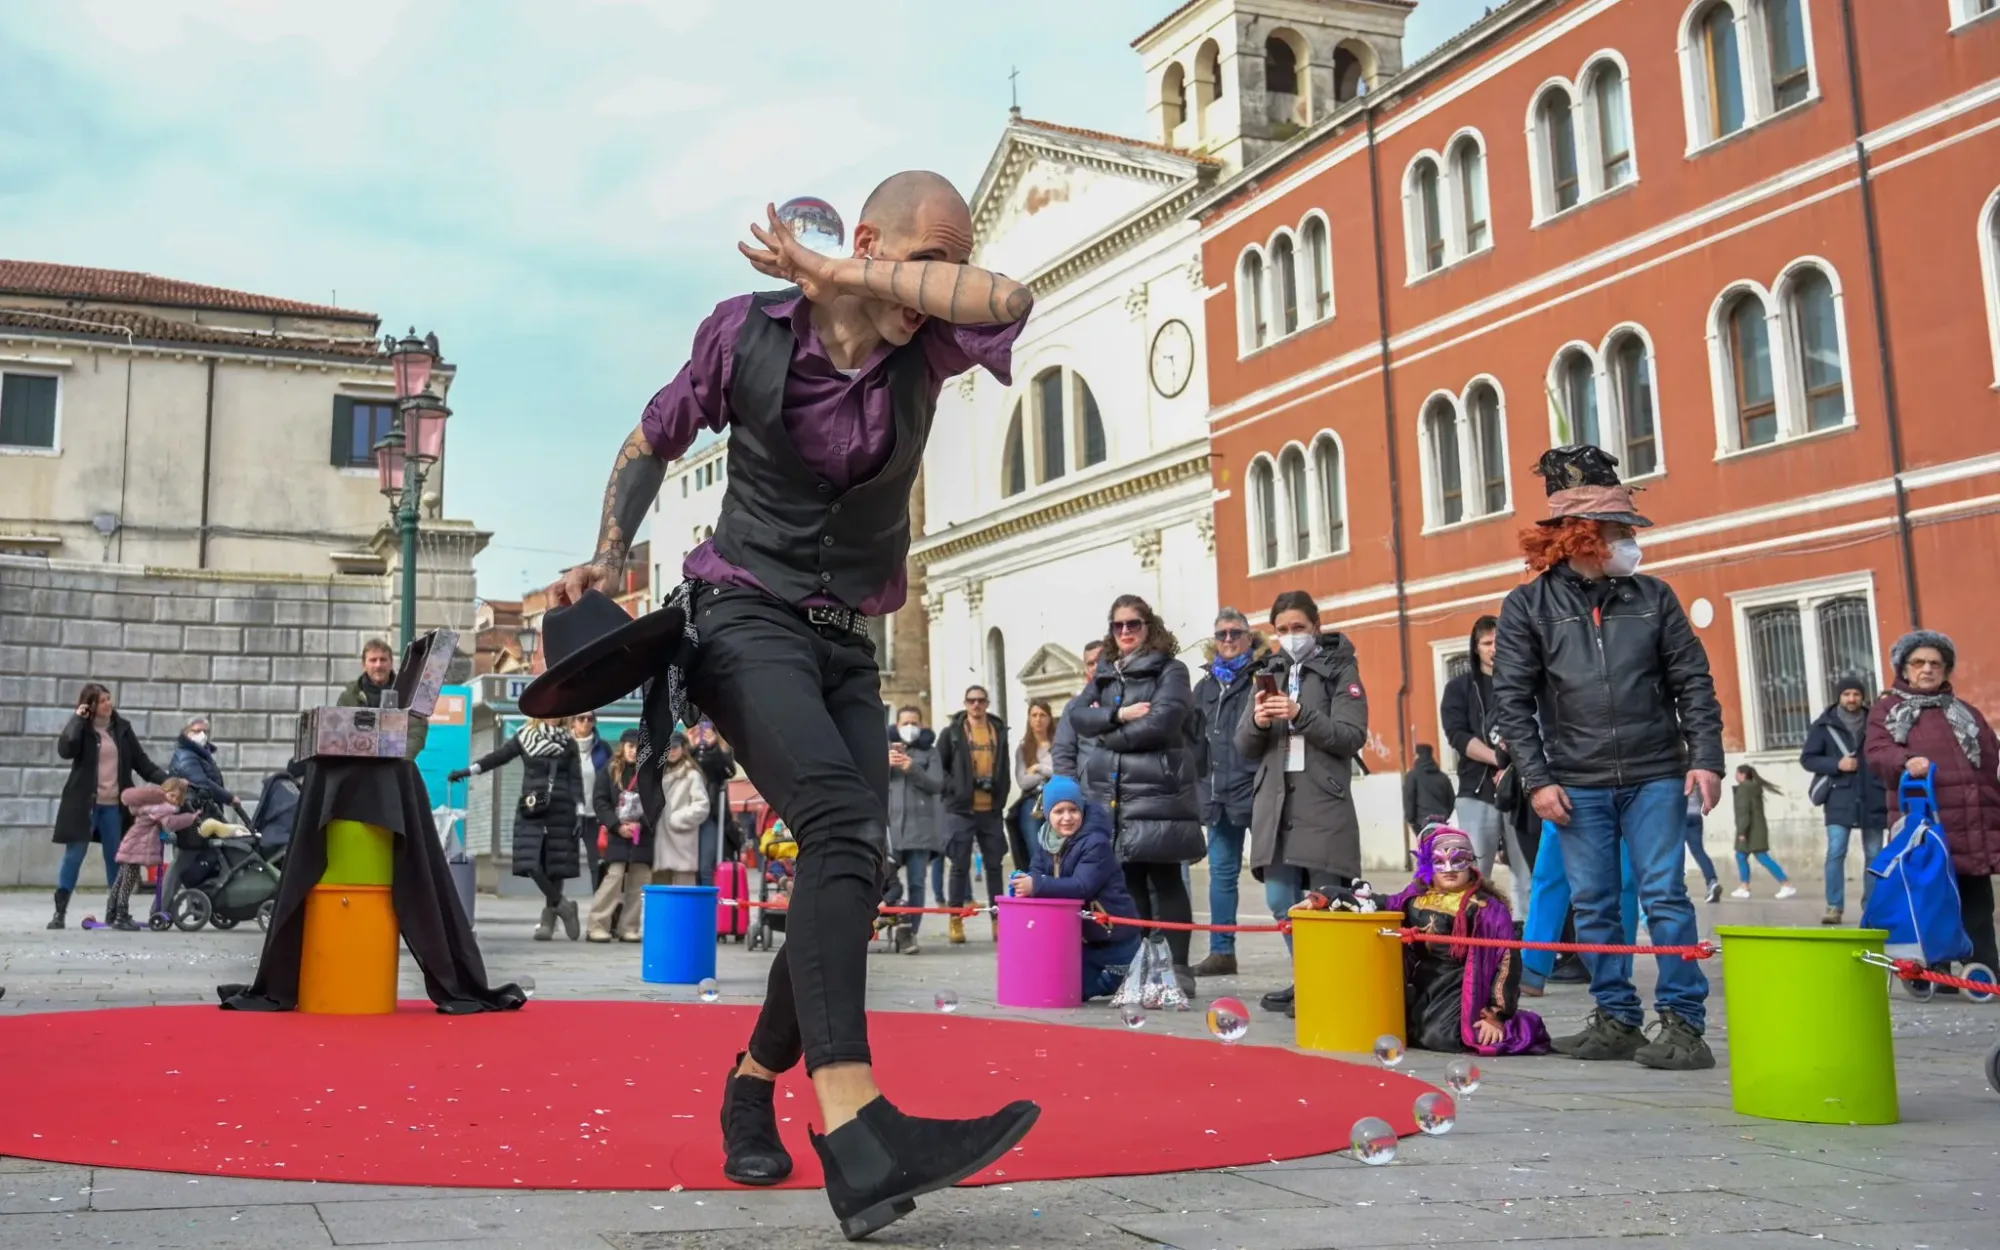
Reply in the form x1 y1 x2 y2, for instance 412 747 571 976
1863 773 1996 1003
168 771 297 933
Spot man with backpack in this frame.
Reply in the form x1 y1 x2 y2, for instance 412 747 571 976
1801 676 1887 925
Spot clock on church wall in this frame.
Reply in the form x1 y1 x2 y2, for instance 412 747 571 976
1148 318 1194 399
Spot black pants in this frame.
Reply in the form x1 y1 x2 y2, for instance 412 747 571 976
1960 873 1999 972
687 585 885 1075
945 811 1007 908
529 870 565 909
1123 860 1194 968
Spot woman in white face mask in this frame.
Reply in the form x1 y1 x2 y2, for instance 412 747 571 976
168 716 235 810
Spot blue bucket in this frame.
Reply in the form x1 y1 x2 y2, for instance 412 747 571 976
641 885 719 984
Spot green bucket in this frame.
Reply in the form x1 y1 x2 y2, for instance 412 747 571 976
322 820 395 887
1717 925 1898 1125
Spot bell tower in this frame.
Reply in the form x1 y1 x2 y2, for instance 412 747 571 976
1133 0 1411 172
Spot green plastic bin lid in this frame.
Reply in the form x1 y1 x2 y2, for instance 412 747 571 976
1714 925 1890 941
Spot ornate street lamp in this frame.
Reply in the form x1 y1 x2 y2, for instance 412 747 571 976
372 330 448 652
516 626 540 670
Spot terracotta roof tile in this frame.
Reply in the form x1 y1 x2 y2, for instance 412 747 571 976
0 304 387 361
1012 116 1221 166
0 259 373 321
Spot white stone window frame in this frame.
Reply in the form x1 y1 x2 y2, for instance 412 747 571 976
1430 636 1475 772
1980 185 2000 388
1265 226 1305 342
1245 436 1344 571
1419 379 1514 535
1308 428 1351 559
0 365 65 457
1245 452 1280 573
1727 571 1881 756
1237 211 1339 359
1527 52 1639 228
1541 324 1670 481
1297 209 1336 327
1950 0 2000 34
1403 129 1494 284
1677 0 1822 156
1706 256 1858 459
1236 242 1270 355
1526 77 1585 224
1010 361 1111 493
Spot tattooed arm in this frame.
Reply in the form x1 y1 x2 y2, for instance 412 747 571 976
741 205 1032 326
557 424 668 604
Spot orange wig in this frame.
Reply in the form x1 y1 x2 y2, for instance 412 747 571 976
1518 518 1612 574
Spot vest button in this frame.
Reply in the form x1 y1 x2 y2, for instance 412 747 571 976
830 502 842 514
822 535 835 547
820 572 833 583
817 483 831 494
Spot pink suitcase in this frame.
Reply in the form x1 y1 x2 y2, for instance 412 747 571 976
716 860 750 941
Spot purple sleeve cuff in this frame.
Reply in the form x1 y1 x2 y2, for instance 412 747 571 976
922 315 1025 388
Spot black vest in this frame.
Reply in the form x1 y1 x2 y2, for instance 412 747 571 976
710 288 934 610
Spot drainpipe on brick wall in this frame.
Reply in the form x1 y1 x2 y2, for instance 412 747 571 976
198 356 217 569
1838 0 1922 628
1365 105 1415 837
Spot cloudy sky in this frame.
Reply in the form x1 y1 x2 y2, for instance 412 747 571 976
0 0 1487 600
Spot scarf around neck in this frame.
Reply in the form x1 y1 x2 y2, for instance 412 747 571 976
1884 688 1980 770
521 721 572 758
1210 650 1253 685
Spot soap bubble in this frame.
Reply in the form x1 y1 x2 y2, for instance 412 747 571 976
1445 1057 1482 1095
1413 1091 1456 1136
776 196 846 258
697 978 720 1004
516 976 535 1000
1205 996 1250 1043
1350 1116 1397 1165
1119 1003 1146 1029
1373 1034 1405 1067
934 989 960 1014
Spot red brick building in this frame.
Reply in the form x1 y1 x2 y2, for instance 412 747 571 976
1198 0 2000 814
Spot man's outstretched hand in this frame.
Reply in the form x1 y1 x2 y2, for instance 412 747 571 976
740 204 836 302
552 560 619 608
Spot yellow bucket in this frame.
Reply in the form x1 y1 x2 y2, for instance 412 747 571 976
323 820 395 886
299 884 399 1015
1291 908 1405 1054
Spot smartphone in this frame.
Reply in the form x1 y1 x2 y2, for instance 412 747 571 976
1255 673 1281 698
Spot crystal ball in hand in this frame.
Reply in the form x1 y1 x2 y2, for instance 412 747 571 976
776 196 846 258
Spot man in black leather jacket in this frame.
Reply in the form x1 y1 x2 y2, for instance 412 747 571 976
1492 446 1725 1072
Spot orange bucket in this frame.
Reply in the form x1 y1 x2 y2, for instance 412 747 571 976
299 884 400 1015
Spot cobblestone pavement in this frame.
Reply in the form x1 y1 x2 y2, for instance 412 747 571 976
1 882 1994 1249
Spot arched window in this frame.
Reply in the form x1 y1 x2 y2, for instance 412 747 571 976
1411 158 1444 275
1450 136 1489 254
1466 382 1507 515
1271 233 1299 337
1034 367 1067 482
1762 0 1811 110
1786 267 1845 431
1076 375 1107 468
1002 401 1026 496
1248 457 1278 571
1265 36 1299 95
986 628 1009 725
1239 248 1269 350
1537 89 1581 214
1423 398 1464 526
1312 434 1346 554
1557 349 1600 447
1160 63 1187 144
1607 332 1660 477
1332 41 1369 103
1301 215 1332 321
1725 292 1777 447
1194 40 1222 138
1696 3 1747 142
1983 190 2000 385
1280 446 1309 564
1586 61 1634 190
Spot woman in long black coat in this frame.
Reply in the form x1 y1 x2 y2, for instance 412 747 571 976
454 719 584 941
1054 595 1204 990
51 683 165 929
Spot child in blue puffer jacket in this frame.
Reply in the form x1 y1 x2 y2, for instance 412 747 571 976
1012 775 1142 999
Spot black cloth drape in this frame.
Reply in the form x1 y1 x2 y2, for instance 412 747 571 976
218 759 525 1015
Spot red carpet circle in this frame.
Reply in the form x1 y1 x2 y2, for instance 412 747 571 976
0 1002 1437 1190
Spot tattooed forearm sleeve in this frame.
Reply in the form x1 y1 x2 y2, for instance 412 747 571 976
593 424 667 573
828 258 1033 325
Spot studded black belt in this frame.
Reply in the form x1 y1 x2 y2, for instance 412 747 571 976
804 604 871 638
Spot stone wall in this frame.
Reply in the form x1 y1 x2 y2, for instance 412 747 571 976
0 556 393 886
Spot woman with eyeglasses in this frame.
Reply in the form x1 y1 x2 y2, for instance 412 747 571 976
1865 630 2000 976
1055 595 1204 996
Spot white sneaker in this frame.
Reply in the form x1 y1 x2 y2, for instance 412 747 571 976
1730 886 1752 899
1774 885 1798 900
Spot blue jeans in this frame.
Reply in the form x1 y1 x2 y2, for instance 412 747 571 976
900 849 936 933
696 813 719 887
929 851 945 905
1263 864 1309 955
1564 779 1710 1031
1825 824 1883 912
58 804 122 892
1084 933 1144 1000
1521 821 1637 984
1735 851 1787 884
1684 814 1719 886
1205 823 1247 956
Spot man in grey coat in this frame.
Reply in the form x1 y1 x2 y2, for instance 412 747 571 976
885 706 944 953
1235 590 1370 1014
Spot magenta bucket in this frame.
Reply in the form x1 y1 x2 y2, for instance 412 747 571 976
994 896 1084 1008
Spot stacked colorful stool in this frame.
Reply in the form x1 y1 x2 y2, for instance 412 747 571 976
300 820 400 1015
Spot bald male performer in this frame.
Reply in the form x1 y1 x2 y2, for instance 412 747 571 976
554 172 1038 1240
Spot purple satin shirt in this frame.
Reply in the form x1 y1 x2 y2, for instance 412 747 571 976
640 293 1020 615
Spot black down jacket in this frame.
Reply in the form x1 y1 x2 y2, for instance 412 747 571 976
472 733 585 881
1054 648 1203 865
1492 563 1725 792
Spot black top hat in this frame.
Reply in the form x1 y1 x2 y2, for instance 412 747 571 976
1534 445 1624 493
1532 444 1652 527
517 591 686 720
